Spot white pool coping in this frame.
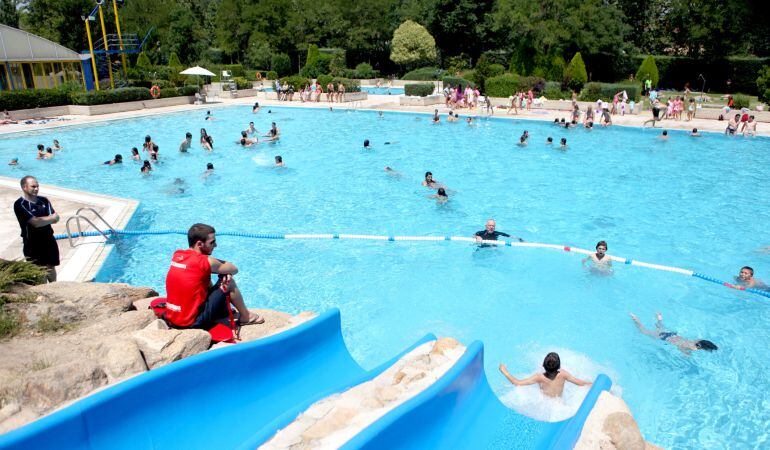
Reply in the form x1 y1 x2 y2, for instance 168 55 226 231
0 176 138 282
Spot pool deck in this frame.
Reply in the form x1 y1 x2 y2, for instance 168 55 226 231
0 92 767 137
0 176 137 282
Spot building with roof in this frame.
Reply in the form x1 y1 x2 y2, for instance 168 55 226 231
0 24 93 91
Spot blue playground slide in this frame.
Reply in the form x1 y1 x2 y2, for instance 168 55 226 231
0 309 610 450
342 341 612 450
0 309 434 450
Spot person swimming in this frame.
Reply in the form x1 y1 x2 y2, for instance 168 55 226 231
499 353 592 398
428 187 448 203
546 137 553 145
432 109 440 123
252 102 260 113
363 139 372 149
631 312 718 355
560 138 567 147
205 110 214 121
140 160 152 174
104 154 123 165
384 166 403 178
8 158 19 166
660 130 669 139
275 155 284 166
690 128 701 137
422 171 441 189
735 266 767 289
131 147 140 161
202 162 215 179
582 240 612 273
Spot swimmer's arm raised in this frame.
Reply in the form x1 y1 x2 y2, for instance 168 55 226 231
561 370 592 387
499 364 539 386
209 257 238 275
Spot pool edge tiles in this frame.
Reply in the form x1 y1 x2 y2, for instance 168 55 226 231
0 175 138 282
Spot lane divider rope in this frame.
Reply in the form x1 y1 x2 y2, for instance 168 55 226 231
55 229 770 299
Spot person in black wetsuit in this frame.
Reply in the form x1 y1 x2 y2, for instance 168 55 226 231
630 312 718 356
474 219 524 244
13 176 60 281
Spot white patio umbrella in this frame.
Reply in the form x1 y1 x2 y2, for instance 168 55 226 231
179 66 216 76
180 66 216 87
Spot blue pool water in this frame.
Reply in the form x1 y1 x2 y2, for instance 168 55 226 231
1 107 769 448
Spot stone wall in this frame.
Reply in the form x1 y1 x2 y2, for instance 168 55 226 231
399 95 444 106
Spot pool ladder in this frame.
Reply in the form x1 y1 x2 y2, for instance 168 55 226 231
64 207 115 248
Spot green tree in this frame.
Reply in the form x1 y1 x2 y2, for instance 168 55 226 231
473 54 492 92
214 0 249 62
20 0 91 51
270 53 292 77
390 20 437 71
0 0 19 27
563 52 587 91
305 44 320 68
167 52 182 68
245 38 272 69
756 66 770 103
635 55 659 87
427 0 496 62
136 51 152 70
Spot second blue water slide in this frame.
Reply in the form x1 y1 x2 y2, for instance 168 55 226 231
342 341 612 450
0 309 434 450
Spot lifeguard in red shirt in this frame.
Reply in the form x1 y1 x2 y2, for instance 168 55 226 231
164 223 263 329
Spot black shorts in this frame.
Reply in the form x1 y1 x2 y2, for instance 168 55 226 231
190 280 232 330
22 234 60 266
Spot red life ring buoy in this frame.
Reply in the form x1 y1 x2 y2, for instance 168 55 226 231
150 85 161 99
255 72 262 80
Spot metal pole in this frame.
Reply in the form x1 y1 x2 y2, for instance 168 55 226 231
97 4 114 89
112 0 127 78
85 18 100 91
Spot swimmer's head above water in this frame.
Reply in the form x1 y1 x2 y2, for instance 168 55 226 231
695 340 718 351
543 352 560 380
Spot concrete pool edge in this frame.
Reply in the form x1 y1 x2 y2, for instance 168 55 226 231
0 175 138 282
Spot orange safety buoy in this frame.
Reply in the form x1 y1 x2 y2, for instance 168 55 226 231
150 85 161 99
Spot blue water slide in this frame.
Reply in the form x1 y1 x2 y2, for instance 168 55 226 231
0 309 434 450
342 341 612 450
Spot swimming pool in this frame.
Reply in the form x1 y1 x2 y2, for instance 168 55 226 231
1 107 768 448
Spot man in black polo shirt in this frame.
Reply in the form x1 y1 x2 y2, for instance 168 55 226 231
474 219 524 244
13 175 60 281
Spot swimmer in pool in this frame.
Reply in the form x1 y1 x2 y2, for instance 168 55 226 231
428 187 448 203
735 266 767 289
246 122 258 136
517 135 527 147
131 147 140 161
274 155 284 166
546 137 553 145
202 162 215 179
499 353 592 398
263 122 280 142
179 132 193 152
52 139 62 151
690 128 701 137
384 166 402 178
474 219 524 243
252 102 260 113
8 158 19 166
466 117 473 125
630 312 718 355
659 130 669 139
377 111 384 119
205 110 214 121
582 240 612 272
104 154 123 165
422 171 441 189
432 109 440 123
560 138 567 148
140 160 152 174
363 139 372 149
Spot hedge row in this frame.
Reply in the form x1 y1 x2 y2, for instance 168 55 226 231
402 67 445 81
629 55 768 94
485 74 546 97
578 82 642 102
1 86 199 110
442 76 475 90
404 83 435 97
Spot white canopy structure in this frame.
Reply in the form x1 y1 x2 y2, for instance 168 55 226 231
180 66 215 76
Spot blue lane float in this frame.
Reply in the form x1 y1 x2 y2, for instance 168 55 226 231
54 229 770 299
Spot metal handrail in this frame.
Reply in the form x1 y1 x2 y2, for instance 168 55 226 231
75 207 116 233
64 216 111 248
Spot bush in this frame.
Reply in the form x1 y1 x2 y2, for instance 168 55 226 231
404 83 435 97
442 76 474 90
135 51 152 70
563 52 588 91
279 75 311 90
300 53 332 78
473 55 493 92
518 76 546 93
635 55 659 88
266 70 278 80
0 88 70 110
332 77 361 92
179 85 200 96
270 53 292 77
159 87 180 98
579 82 642 102
354 62 375 79
488 64 506 78
70 87 152 105
0 259 47 292
732 94 751 109
757 66 770 103
402 67 444 80
543 81 571 100
485 74 520 97
233 77 252 89
316 74 334 87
